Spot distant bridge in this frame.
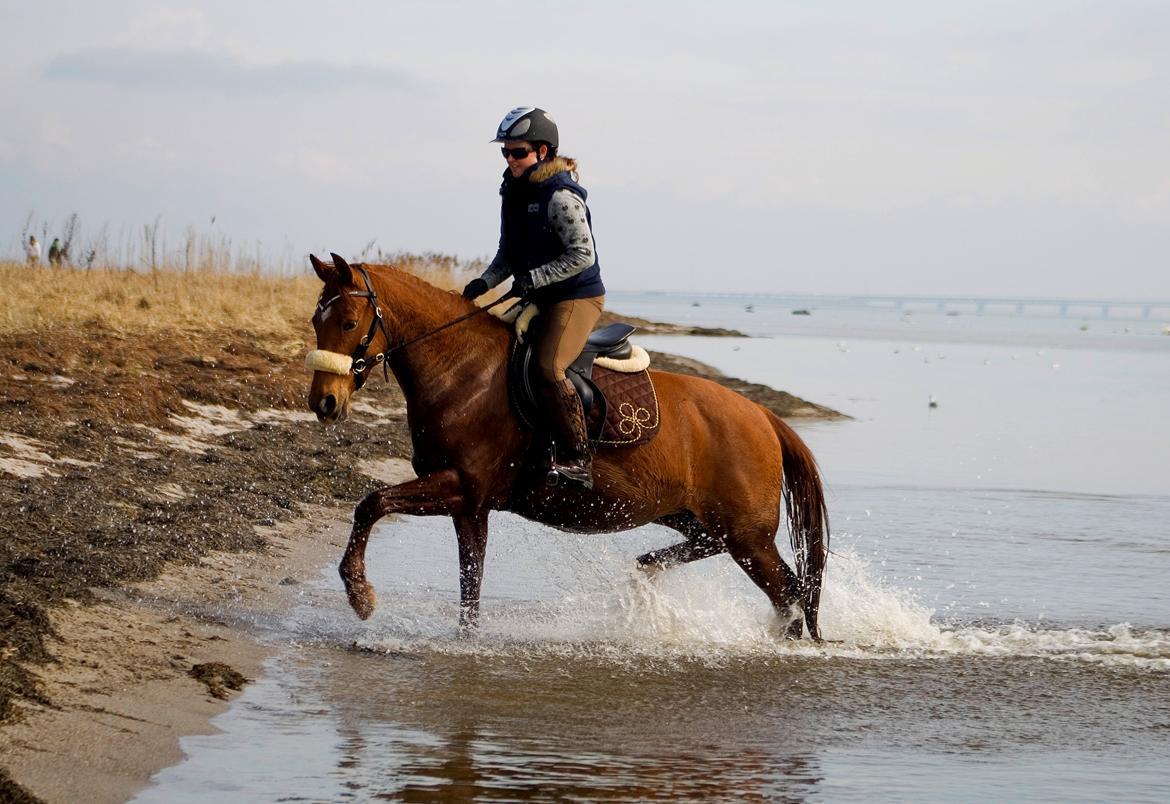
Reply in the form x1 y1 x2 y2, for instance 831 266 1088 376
772 294 1170 320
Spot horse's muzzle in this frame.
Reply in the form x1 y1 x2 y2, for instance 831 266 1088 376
313 393 349 423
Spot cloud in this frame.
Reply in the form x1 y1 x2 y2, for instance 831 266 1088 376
44 48 408 94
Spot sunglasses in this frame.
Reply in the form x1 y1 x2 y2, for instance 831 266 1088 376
501 146 534 159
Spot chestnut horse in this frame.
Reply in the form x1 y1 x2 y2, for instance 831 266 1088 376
306 254 829 640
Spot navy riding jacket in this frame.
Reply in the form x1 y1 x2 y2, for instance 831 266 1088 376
499 163 605 307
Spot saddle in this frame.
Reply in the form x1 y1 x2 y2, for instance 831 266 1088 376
507 315 661 448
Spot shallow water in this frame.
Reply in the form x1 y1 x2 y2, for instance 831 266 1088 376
138 297 1170 802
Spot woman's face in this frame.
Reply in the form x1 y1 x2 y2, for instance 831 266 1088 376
502 140 542 178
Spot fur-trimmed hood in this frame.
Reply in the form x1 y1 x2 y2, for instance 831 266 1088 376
529 155 578 183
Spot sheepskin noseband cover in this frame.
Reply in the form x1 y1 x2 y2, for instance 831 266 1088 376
304 350 353 375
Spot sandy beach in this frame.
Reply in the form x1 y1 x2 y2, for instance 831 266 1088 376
0 266 838 803
0 506 350 803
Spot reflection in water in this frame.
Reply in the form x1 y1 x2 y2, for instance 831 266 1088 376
285 636 1170 802
140 636 1170 803
386 736 820 802
321 649 824 802
346 728 822 801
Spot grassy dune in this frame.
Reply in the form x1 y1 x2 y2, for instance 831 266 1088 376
0 255 478 341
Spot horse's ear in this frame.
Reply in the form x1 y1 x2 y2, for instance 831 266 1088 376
329 252 354 286
309 253 332 283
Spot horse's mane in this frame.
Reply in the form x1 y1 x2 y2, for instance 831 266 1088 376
360 262 512 336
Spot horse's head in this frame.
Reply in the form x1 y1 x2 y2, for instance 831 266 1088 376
305 252 391 423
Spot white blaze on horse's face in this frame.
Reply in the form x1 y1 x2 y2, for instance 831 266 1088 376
314 301 360 332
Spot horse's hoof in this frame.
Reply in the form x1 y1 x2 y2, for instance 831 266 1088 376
636 561 663 579
346 581 377 620
458 606 480 635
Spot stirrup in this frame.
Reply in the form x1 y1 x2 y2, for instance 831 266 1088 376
545 442 593 489
554 461 594 490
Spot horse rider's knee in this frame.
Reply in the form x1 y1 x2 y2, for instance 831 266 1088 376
537 358 564 385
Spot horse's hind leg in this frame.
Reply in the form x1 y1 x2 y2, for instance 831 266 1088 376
637 511 724 575
636 537 724 576
724 537 805 640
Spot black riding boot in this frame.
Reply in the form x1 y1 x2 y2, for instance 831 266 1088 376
542 378 594 489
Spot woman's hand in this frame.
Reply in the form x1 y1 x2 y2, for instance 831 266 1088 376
511 273 534 299
462 278 488 300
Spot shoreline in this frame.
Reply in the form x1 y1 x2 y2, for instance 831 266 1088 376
2 456 418 804
0 315 841 802
0 507 352 803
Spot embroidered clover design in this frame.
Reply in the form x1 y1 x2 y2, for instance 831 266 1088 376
617 402 652 436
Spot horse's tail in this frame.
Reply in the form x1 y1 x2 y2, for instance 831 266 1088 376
765 410 830 640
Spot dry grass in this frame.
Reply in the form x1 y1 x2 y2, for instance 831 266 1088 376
0 261 318 344
372 250 484 294
0 254 480 345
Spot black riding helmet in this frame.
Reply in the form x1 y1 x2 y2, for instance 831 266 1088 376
492 106 559 149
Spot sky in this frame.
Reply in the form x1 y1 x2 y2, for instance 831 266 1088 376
2 0 1168 298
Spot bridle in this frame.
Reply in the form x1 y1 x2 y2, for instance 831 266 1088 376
306 264 519 390
311 264 394 389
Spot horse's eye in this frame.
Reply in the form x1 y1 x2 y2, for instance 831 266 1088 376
343 320 358 332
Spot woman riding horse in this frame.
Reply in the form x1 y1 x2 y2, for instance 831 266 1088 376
306 253 829 640
462 106 605 489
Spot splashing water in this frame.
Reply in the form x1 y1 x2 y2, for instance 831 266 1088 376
294 516 1168 672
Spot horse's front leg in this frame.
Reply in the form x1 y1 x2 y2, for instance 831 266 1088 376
342 469 464 620
453 509 489 632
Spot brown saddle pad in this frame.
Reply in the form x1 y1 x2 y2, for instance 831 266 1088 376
587 365 660 447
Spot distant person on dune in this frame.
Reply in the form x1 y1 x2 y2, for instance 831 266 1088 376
48 238 63 266
462 106 606 488
25 235 40 266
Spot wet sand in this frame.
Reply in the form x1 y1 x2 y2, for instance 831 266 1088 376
0 508 349 803
0 317 836 802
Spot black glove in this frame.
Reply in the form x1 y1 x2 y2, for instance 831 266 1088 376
511 273 534 299
462 278 488 300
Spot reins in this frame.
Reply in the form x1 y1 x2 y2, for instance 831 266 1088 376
315 264 519 389
389 290 519 354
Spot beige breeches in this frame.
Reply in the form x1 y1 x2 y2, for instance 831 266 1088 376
537 296 605 382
